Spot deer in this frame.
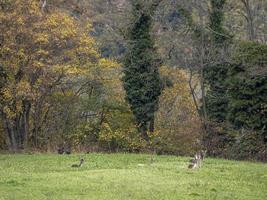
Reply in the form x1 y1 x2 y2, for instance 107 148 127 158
71 158 84 168
188 153 201 169
188 150 207 169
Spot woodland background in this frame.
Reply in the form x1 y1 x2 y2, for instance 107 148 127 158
0 0 266 161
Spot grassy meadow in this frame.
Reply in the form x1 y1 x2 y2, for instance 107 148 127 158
0 153 266 200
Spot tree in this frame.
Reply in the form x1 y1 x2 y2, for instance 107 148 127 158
225 0 267 43
204 0 232 123
123 0 162 141
228 42 267 141
0 0 101 151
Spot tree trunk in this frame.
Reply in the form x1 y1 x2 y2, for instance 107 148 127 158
200 23 208 125
10 127 18 151
139 123 149 141
22 101 31 149
188 69 201 117
1 101 31 151
199 16 209 147
2 117 18 151
200 69 207 123
241 0 256 41
149 114 155 133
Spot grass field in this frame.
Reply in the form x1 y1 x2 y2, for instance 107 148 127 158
0 153 266 200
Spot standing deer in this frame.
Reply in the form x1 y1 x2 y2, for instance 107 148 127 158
188 150 207 169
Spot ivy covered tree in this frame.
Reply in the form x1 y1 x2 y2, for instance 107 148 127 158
123 0 162 141
204 0 231 122
209 0 228 44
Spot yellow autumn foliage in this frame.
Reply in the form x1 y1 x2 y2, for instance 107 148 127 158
154 66 202 155
0 0 119 147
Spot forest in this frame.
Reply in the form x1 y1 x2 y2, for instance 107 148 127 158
0 0 266 162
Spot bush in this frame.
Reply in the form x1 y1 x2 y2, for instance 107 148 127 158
204 122 267 162
226 129 267 162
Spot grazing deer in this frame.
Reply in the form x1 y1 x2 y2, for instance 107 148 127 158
71 158 84 168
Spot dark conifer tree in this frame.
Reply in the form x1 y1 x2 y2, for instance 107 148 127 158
228 42 267 142
123 1 162 141
205 0 231 122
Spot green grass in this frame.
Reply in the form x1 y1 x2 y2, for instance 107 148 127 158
0 153 266 200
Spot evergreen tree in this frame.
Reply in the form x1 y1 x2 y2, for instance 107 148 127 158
123 1 162 141
205 0 231 122
228 42 267 141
